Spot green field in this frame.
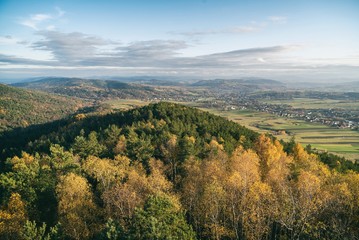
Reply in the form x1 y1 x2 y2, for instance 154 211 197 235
105 99 359 161
201 108 359 161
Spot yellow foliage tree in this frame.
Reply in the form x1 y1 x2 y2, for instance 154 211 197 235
0 193 27 239
255 134 290 181
160 134 178 182
242 181 275 240
227 147 261 238
102 158 173 227
82 155 127 191
56 173 99 239
291 170 330 238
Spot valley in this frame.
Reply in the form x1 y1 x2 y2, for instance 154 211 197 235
1 77 359 239
4 77 359 161
1 1 358 239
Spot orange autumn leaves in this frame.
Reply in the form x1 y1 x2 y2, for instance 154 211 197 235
182 135 359 239
1 134 359 239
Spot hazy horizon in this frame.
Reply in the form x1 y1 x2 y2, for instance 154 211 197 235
1 0 358 82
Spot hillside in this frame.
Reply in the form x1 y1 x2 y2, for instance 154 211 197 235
0 102 358 239
0 102 258 160
12 77 190 101
106 77 187 86
13 77 132 89
11 77 288 102
0 84 85 132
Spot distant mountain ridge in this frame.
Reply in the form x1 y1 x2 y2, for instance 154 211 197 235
11 77 214 101
13 77 136 89
191 78 285 92
192 78 284 86
12 77 160 100
11 76 288 102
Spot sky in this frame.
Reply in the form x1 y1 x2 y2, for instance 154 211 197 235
0 0 358 82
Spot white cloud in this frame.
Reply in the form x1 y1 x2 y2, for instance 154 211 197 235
20 14 52 30
268 16 287 24
1 29 357 82
32 14 52 21
32 31 114 62
7 30 299 70
116 40 188 58
20 20 39 30
1 30 294 69
19 8 65 30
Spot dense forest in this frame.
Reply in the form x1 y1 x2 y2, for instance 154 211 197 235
1 102 359 239
0 84 85 132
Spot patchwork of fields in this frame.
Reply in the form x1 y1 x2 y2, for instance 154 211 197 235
211 109 359 161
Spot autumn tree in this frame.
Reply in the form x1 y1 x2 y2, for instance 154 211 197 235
321 178 355 239
181 141 231 239
0 193 27 239
56 173 99 239
82 155 127 192
226 147 261 239
160 134 178 182
0 152 43 222
242 181 275 240
255 134 291 182
102 158 172 229
113 135 127 155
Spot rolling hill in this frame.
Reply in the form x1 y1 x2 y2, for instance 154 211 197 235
0 84 85 132
12 77 189 100
0 102 358 239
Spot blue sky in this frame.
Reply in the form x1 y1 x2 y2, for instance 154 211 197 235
0 0 358 82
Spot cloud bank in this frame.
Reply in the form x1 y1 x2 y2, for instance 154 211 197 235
1 29 358 82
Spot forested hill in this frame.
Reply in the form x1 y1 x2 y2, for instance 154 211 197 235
11 77 183 100
0 102 258 160
1 102 359 239
0 84 84 132
13 77 136 91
